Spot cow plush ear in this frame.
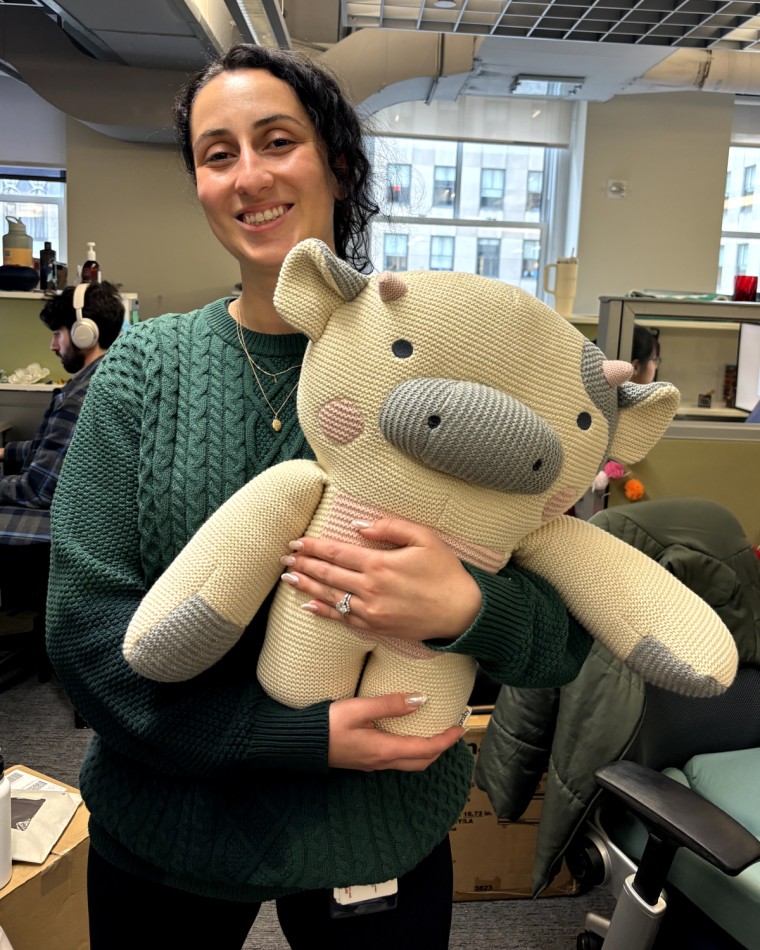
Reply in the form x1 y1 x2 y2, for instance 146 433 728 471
608 382 680 465
274 238 369 342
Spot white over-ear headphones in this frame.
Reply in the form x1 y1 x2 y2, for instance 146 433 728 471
71 283 99 350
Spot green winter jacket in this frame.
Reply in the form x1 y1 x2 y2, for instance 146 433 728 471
474 497 760 897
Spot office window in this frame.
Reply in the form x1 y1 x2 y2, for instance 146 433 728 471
480 168 505 210
720 146 760 295
367 134 563 297
477 239 500 278
430 236 454 271
433 166 456 207
387 163 412 205
0 166 67 261
383 233 408 271
526 170 543 211
522 239 540 279
743 164 755 196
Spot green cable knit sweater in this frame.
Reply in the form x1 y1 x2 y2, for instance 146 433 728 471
45 298 591 901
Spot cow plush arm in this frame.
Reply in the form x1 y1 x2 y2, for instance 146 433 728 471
123 459 325 682
512 515 738 697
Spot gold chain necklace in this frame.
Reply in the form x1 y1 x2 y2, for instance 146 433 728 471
229 298 302 381
230 301 301 432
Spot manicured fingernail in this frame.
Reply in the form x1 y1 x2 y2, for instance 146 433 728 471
300 601 319 613
351 520 373 529
281 573 299 586
280 555 296 566
405 694 428 707
288 540 304 551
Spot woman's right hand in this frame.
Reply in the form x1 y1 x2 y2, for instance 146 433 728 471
328 694 466 772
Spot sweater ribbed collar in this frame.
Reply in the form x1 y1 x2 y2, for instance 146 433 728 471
206 297 308 359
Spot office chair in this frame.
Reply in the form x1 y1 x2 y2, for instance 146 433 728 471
565 498 760 950
568 666 760 949
0 521 52 690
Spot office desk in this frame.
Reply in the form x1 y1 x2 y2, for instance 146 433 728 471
0 385 56 442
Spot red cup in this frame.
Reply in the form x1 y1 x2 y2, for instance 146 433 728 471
733 274 758 301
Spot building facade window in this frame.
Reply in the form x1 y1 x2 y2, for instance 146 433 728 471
387 163 412 206
0 166 67 261
479 168 505 210
737 242 749 273
430 236 455 271
433 166 456 207
522 239 540 279
477 238 500 278
383 233 408 271
742 164 755 196
526 170 543 211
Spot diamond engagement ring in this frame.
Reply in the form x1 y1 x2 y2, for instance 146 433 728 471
336 592 352 616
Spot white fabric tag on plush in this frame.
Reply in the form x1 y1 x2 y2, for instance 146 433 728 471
459 705 473 729
333 878 398 906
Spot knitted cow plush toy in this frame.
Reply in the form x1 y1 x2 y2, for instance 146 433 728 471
123 238 737 736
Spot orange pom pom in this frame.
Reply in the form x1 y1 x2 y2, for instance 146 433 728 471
624 478 645 501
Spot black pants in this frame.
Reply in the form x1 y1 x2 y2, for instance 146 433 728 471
87 836 453 949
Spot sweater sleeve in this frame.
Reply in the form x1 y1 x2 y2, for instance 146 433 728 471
428 562 592 689
45 331 331 780
2 439 31 470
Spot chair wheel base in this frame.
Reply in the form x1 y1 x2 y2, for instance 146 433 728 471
577 931 605 950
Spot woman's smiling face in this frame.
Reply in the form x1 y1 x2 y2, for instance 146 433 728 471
191 68 340 277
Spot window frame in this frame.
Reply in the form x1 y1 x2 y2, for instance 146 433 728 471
0 165 67 263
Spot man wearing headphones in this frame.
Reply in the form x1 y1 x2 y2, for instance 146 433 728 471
0 281 124 544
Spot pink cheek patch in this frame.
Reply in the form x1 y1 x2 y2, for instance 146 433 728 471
318 399 365 445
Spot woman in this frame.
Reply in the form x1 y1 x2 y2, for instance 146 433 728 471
46 45 591 949
630 324 661 384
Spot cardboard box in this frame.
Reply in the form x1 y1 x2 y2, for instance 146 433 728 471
0 766 89 950
451 712 579 902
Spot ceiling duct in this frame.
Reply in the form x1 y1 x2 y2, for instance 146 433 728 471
0 6 191 142
627 47 760 96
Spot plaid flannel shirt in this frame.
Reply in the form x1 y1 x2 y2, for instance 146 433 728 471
0 357 103 545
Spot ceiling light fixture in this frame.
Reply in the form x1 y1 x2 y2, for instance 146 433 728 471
510 75 584 98
225 0 290 48
434 1 458 8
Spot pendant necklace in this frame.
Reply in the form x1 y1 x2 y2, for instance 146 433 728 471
230 298 302 432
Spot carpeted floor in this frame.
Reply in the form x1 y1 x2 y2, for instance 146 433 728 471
0 669 617 949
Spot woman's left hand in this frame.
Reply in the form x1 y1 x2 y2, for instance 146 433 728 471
279 517 482 641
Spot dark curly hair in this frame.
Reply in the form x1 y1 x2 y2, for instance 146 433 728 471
39 281 124 349
173 44 378 273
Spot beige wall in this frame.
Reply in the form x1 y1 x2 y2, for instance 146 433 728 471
574 91 734 315
65 118 239 318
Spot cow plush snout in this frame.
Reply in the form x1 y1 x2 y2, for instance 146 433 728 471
379 377 563 494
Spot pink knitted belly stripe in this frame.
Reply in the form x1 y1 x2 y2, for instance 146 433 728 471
322 492 505 573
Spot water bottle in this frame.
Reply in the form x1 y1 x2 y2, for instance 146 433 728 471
40 241 57 291
0 753 11 889
3 216 33 268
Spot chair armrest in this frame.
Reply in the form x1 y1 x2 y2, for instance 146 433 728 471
596 760 760 876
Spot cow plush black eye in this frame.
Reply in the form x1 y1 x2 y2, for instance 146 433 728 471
532 459 543 471
428 415 441 429
392 339 413 358
577 412 592 430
